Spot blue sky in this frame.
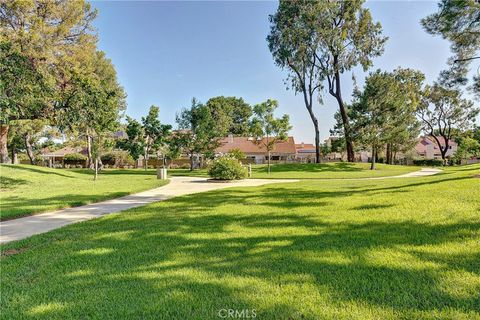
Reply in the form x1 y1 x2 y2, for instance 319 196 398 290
91 0 456 144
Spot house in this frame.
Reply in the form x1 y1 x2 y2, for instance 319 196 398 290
215 135 297 164
415 136 458 159
295 142 316 163
40 147 88 167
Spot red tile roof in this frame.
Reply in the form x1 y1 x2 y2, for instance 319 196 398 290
216 136 296 154
41 147 87 157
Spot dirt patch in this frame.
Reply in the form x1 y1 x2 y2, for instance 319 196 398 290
473 174 480 178
1 247 28 257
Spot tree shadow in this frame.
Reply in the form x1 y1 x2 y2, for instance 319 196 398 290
3 165 75 178
0 176 28 190
1 167 478 318
253 162 364 174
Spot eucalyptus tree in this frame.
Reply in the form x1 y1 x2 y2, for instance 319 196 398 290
268 0 387 162
0 0 97 163
250 99 291 174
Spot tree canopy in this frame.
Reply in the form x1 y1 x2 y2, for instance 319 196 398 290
250 99 291 173
268 0 387 162
422 0 480 98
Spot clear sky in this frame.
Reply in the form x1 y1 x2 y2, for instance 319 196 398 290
91 0 458 144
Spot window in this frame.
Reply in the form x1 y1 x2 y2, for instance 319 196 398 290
266 155 280 160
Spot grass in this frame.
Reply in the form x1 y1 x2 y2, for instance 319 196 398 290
169 162 419 179
0 165 169 220
1 164 479 319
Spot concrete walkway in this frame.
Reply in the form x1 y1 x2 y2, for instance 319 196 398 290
0 177 296 244
365 167 443 180
0 168 441 244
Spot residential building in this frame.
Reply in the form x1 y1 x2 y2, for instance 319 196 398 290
295 142 316 163
215 135 297 164
415 136 458 159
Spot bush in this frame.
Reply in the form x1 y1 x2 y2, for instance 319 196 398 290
208 156 247 180
101 153 115 165
179 163 191 169
412 159 444 166
101 151 135 167
64 153 86 166
228 148 245 160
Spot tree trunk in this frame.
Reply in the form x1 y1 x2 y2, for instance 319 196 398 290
144 149 148 170
314 122 321 163
331 67 354 162
301 90 321 163
0 124 10 163
267 150 271 174
11 145 17 164
24 133 35 165
370 145 376 170
190 153 194 171
386 143 391 165
87 135 93 168
94 157 98 181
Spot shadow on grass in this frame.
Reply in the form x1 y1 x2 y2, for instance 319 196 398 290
0 176 28 190
1 168 478 318
4 210 478 318
69 168 156 176
3 165 75 178
0 192 130 221
253 162 364 174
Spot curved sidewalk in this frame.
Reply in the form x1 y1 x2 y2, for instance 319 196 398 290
0 168 441 244
0 177 297 244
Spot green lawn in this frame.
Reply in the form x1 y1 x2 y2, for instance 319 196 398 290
0 165 169 220
169 162 419 179
1 164 479 319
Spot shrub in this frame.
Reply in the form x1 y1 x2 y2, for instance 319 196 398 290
179 163 191 169
101 153 115 165
208 156 247 180
412 159 444 166
64 153 86 161
228 148 245 160
101 151 135 167
64 153 86 166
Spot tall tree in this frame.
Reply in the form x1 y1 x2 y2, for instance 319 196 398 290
118 117 144 168
268 0 387 163
0 0 97 163
250 99 291 174
350 69 424 169
175 98 224 171
418 85 479 163
205 96 252 136
422 0 480 98
141 105 172 170
60 51 126 179
383 69 425 164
